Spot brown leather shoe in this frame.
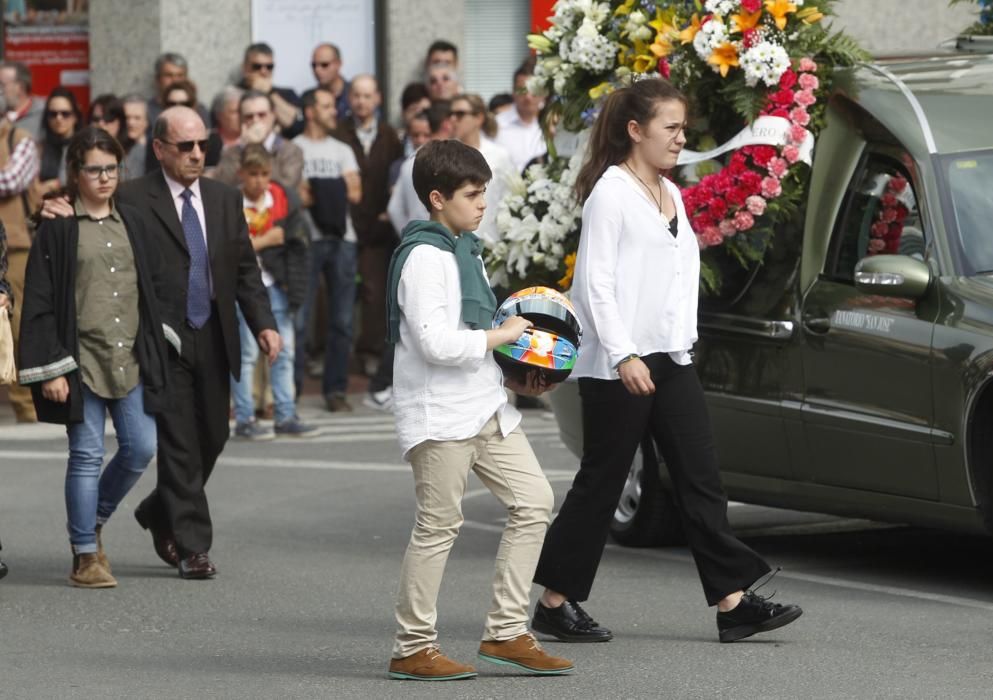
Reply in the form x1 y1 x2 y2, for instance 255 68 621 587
388 646 477 681
178 553 217 580
478 633 574 675
69 552 117 589
95 525 111 574
134 510 178 567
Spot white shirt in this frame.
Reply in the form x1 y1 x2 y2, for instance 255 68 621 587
393 244 520 459
162 172 207 247
571 165 699 380
386 154 428 234
242 190 276 288
495 107 546 173
476 137 516 245
293 132 360 243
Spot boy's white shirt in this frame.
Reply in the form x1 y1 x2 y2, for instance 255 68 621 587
392 244 521 459
242 189 276 288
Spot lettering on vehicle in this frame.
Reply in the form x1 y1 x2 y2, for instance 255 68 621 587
832 310 894 333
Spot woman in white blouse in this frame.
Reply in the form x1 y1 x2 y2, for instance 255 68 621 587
530 78 802 644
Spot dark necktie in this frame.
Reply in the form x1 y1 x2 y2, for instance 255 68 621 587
181 188 211 328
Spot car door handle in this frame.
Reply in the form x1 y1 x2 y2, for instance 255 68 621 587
803 316 831 333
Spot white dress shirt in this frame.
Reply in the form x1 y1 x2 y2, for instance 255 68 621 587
393 244 520 459
571 165 699 380
387 154 428 234
476 137 516 245
162 172 207 248
495 107 546 173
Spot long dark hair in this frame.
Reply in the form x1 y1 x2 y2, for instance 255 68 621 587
89 93 132 152
575 79 688 203
65 126 125 199
40 86 83 182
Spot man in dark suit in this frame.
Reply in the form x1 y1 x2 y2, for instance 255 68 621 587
44 106 280 579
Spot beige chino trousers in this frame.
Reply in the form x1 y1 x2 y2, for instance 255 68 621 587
392 414 554 659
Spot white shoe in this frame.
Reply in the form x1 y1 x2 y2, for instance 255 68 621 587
363 387 393 412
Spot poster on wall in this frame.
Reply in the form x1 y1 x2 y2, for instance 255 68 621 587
250 0 376 96
2 0 89 112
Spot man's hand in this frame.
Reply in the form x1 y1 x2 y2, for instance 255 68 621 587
618 357 655 396
0 292 9 311
257 329 282 365
298 181 313 208
241 121 269 145
505 368 553 397
41 376 69 403
251 226 285 252
41 194 73 220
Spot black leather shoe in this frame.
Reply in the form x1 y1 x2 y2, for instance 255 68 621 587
0 558 8 580
532 600 613 642
717 591 803 643
178 553 217 580
134 510 179 568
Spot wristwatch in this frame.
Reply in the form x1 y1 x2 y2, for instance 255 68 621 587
615 353 639 370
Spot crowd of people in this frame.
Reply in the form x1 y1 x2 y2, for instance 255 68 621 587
0 36 804 681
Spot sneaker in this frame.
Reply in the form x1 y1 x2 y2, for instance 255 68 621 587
362 387 394 412
532 599 613 642
274 415 319 437
716 590 803 643
69 552 117 589
477 633 574 675
233 420 275 441
388 645 477 681
324 393 353 412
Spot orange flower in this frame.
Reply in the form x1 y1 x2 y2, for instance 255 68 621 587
763 0 797 30
649 12 679 57
730 9 762 33
707 42 740 77
558 253 577 290
678 13 703 44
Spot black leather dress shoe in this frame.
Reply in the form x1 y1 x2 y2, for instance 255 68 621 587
532 600 613 642
178 553 217 580
134 510 179 567
716 591 802 643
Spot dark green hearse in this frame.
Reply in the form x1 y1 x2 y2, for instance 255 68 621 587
549 42 993 546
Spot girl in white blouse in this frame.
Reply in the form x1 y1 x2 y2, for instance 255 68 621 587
531 78 802 644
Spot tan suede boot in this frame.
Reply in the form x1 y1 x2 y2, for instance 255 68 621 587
69 552 117 589
388 645 477 681
95 525 111 574
478 633 574 675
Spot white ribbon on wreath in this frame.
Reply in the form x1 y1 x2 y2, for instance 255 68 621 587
676 115 814 165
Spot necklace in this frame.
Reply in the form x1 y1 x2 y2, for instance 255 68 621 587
623 161 663 215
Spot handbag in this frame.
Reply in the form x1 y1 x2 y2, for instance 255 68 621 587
0 306 15 385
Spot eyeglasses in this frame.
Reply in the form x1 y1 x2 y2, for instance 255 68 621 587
450 110 476 119
47 109 73 119
250 62 275 72
80 164 121 180
158 138 209 153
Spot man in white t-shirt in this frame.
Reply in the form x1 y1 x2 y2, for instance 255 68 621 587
292 87 362 412
494 62 546 174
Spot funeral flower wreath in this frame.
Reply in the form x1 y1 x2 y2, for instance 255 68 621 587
487 0 868 294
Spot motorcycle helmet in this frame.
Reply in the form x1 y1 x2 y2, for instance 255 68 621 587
492 286 582 384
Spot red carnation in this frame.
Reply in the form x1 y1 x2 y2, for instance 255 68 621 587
778 68 798 90
708 197 728 219
871 221 889 238
726 186 748 206
741 0 762 12
658 58 671 79
750 146 777 168
739 170 763 193
768 107 790 119
769 88 795 107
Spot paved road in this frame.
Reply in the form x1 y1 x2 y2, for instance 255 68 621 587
1 398 992 699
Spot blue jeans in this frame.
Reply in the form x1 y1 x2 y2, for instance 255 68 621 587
232 284 296 424
295 237 357 397
66 383 157 554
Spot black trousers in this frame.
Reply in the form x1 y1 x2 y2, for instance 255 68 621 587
533 352 770 606
136 314 230 558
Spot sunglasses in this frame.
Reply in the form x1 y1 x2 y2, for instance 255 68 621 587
80 164 122 180
47 109 74 119
250 62 275 72
91 114 113 124
159 138 209 153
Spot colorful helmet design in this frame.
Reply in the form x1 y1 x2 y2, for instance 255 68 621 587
492 286 583 384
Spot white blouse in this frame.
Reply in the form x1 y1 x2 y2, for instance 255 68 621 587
571 165 699 380
393 245 520 459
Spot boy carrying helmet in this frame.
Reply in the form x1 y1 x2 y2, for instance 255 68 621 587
383 139 574 681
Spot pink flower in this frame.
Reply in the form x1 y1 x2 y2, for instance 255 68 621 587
658 58 671 79
782 144 801 164
719 219 737 237
741 0 762 12
767 157 789 178
798 73 819 91
798 57 818 73
880 207 897 224
889 175 908 193
871 221 890 238
794 89 817 108
789 107 810 126
733 210 755 231
700 226 723 248
868 238 886 253
761 176 782 199
789 124 809 143
881 193 897 208
745 195 766 216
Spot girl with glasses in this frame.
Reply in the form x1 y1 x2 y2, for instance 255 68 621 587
18 126 178 589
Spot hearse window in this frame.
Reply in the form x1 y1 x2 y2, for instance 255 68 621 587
827 155 924 283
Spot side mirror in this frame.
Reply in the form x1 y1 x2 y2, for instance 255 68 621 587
854 254 931 300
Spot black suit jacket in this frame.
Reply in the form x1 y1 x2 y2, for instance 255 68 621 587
117 171 276 381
